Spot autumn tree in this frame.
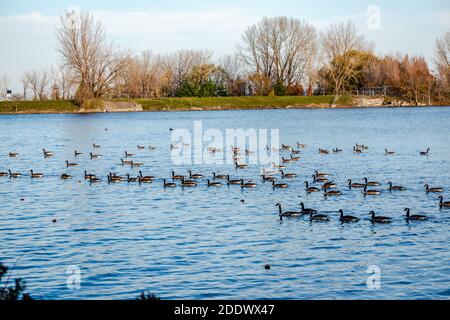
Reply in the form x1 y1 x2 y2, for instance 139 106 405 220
434 32 450 103
23 68 50 101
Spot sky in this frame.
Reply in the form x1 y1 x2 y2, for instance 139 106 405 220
0 0 449 91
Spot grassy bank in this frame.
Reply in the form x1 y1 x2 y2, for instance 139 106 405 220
0 95 352 114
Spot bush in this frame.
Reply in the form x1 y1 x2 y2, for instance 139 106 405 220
0 263 32 301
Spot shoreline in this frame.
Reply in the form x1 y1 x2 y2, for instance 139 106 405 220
1 104 449 115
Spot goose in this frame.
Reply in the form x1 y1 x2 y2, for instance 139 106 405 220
353 146 362 154
189 170 204 179
289 155 300 161
137 145 145 149
170 144 179 150
356 143 368 149
65 160 78 167
110 173 126 181
404 208 427 221
92 143 100 148
121 159 133 165
314 170 328 178
305 181 320 193
139 171 155 180
385 149 396 155
84 171 96 180
438 196 450 208
387 182 406 191
338 209 359 222
309 212 329 222
124 151 135 158
297 142 307 148
130 161 144 167
333 148 343 153
261 175 277 182
89 152 101 159
42 149 53 157
30 170 43 178
420 148 430 156
312 175 328 183
347 179 365 188
149 146 157 150
323 187 342 197
8 170 21 178
272 162 286 169
212 172 227 180
300 202 317 215
207 179 222 187
181 177 197 187
282 157 295 164
318 148 330 154
8 152 18 157
235 162 247 169
108 173 123 183
363 185 381 196
163 179 176 188
276 203 302 219
245 149 254 155
424 184 443 193
60 173 72 180
0 171 8 177
231 146 241 153
280 170 296 179
240 179 256 188
291 150 301 155
171 171 184 180
281 144 293 151
370 211 392 223
322 182 337 189
272 180 288 189
74 150 83 156
363 178 380 187
138 175 153 183
89 176 101 183
227 175 242 185
127 174 139 183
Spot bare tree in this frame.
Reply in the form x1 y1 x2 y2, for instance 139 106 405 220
56 10 128 104
435 32 450 102
320 21 371 98
0 75 10 100
238 16 317 90
24 68 49 101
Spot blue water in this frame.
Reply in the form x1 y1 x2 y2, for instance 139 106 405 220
1 107 449 300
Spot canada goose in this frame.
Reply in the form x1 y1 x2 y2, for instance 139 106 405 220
333 148 343 153
84 171 96 180
305 181 320 193
30 170 43 178
189 170 204 179
8 170 21 178
226 175 242 185
231 146 241 153
261 174 277 182
356 143 368 149
300 202 317 215
89 176 101 183
127 174 139 183
181 177 197 187
272 180 288 189
8 152 18 157
172 171 185 180
282 157 295 164
111 173 126 181
369 211 391 223
212 172 227 179
420 148 430 156
363 185 381 196
65 160 77 167
137 145 145 149
276 203 301 219
280 170 296 179
297 142 307 148
309 212 329 222
385 149 396 155
0 171 8 177
387 182 406 191
281 144 293 151
353 146 362 154
130 161 143 167
149 146 157 150
347 179 365 188
235 162 247 169
338 209 359 222
139 171 155 180
404 208 427 221
170 144 179 150
245 149 254 155
291 150 301 155
124 151 135 157
163 179 176 188
207 179 222 187
363 178 380 186
42 149 53 157
240 179 256 188
323 187 342 196
272 162 285 169
108 173 123 183
74 150 83 156
312 175 328 183
314 170 328 178
60 173 72 180
438 196 450 208
121 159 133 165
424 184 443 193
289 155 300 161
322 182 337 189
319 148 330 154
92 143 100 148
89 152 101 159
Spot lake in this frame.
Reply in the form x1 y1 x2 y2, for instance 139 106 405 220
1 107 450 299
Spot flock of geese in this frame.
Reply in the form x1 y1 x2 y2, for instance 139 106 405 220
2 141 449 224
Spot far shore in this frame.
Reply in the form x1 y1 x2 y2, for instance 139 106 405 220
0 96 448 115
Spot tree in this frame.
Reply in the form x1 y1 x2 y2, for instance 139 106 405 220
239 16 317 90
56 10 128 104
0 263 32 300
24 68 49 101
320 21 371 98
434 32 450 103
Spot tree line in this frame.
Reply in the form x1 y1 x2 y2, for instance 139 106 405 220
2 11 449 105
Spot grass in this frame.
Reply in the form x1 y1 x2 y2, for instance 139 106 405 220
0 95 352 114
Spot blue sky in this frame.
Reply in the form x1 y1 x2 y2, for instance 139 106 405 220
1 0 449 91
